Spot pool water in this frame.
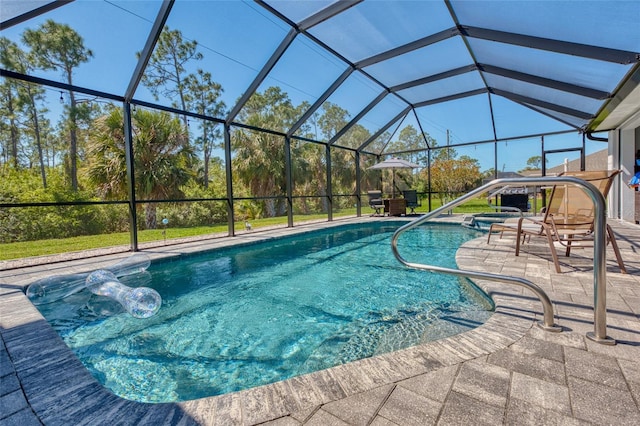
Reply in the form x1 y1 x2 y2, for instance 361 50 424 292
36 222 493 402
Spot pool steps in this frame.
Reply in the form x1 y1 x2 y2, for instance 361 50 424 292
392 176 614 344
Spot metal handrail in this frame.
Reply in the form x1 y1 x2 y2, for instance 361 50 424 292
485 204 524 215
391 176 614 344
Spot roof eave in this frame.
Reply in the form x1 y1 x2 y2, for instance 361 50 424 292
589 63 640 132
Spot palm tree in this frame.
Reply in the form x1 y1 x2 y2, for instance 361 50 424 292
85 107 195 229
232 127 286 217
232 87 297 217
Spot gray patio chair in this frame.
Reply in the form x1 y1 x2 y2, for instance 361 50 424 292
367 190 384 216
402 190 421 215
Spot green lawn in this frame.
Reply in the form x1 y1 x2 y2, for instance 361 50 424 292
1 196 495 261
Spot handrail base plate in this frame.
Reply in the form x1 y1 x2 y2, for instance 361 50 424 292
586 331 616 345
537 321 563 333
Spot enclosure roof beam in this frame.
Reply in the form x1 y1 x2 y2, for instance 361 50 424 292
462 25 640 64
357 106 411 151
288 66 355 138
390 65 477 92
1 0 73 29
505 97 582 130
328 91 388 145
0 69 123 102
226 27 299 123
414 88 487 108
413 109 433 149
441 0 501 143
297 0 363 31
355 28 457 69
125 0 174 102
478 64 611 99
491 88 593 120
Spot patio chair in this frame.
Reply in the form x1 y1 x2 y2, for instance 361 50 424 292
402 189 421 215
509 170 626 273
487 210 545 243
367 190 384 216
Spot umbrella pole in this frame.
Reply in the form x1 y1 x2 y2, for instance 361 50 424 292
392 169 396 198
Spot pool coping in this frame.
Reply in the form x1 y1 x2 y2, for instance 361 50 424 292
2 215 624 425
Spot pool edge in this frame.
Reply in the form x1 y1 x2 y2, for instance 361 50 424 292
1 218 537 425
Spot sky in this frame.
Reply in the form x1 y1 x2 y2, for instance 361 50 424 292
1 0 631 172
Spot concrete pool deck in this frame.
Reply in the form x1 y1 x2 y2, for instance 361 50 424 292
1 216 639 425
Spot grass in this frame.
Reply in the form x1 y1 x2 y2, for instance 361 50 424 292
1 196 496 261
0 217 335 261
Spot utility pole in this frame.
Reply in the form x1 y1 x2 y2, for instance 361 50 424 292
446 129 450 160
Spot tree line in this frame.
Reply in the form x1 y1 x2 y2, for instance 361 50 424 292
1 21 484 243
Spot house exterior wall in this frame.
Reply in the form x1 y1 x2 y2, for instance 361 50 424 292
610 112 640 223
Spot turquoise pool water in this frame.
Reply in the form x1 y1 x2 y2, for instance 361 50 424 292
36 222 493 403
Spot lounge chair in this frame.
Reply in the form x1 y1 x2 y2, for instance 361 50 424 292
487 210 545 243
489 170 627 273
402 190 421 215
367 190 384 216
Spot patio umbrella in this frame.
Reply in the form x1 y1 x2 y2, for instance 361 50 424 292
368 157 421 198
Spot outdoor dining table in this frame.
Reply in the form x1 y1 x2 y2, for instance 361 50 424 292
384 198 406 216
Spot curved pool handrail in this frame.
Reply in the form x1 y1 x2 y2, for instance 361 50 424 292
391 176 612 343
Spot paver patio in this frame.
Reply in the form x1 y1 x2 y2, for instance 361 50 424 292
1 216 639 425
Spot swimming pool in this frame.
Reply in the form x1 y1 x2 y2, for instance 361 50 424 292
35 222 493 403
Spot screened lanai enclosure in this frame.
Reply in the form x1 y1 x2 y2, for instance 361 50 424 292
1 0 639 260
